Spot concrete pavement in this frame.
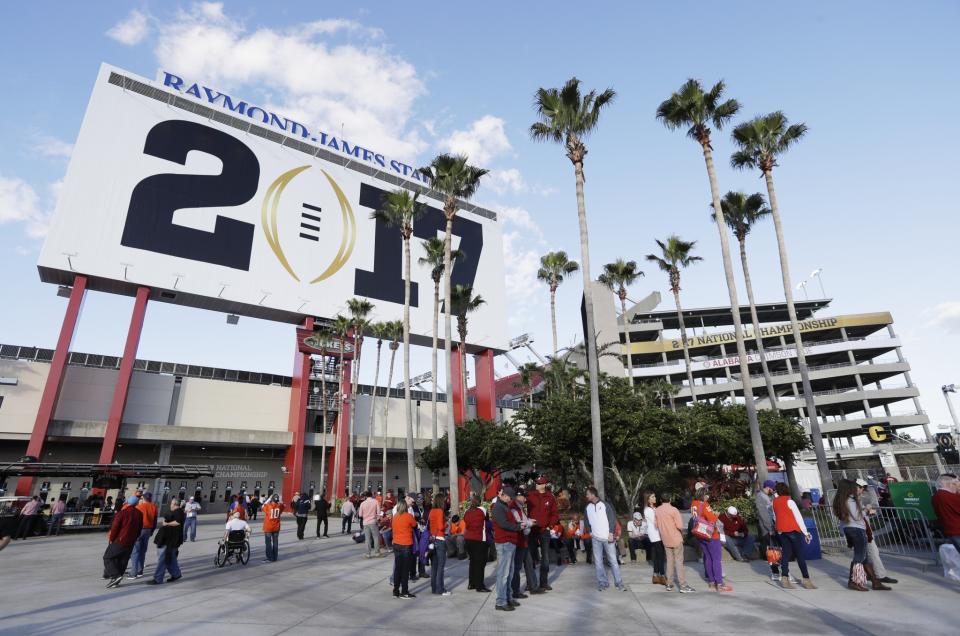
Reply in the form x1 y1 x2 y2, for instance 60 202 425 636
0 514 956 635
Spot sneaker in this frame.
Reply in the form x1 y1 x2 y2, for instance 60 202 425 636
146 580 161 585
664 584 676 592
167 575 182 582
261 559 271 563
393 590 400 598
717 584 734 592
495 605 515 612
508 600 521 607
514 593 528 599
529 588 545 595
770 573 780 583
597 585 607 592
616 585 629 592
679 584 696 594
125 574 138 580
440 591 452 596
400 593 416 599
542 584 553 591
106 576 123 589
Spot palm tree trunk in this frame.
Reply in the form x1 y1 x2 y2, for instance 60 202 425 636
783 454 804 505
460 331 468 420
347 335 362 497
364 342 383 493
620 296 634 390
443 215 461 511
764 168 832 491
403 237 416 493
672 289 698 403
573 160 605 498
430 279 441 494
550 286 559 358
701 144 768 485
319 351 328 495
739 238 778 412
383 345 397 499
332 338 345 499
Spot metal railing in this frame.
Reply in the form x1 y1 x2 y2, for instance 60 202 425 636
809 504 940 563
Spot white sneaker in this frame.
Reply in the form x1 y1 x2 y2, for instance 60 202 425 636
441 591 452 596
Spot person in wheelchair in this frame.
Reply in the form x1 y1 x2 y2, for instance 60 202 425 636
216 512 251 566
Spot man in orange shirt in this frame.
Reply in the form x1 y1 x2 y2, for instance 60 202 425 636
428 493 451 595
261 494 283 562
126 491 157 579
449 514 466 559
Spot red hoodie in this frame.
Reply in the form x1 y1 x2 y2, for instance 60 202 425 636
526 489 559 529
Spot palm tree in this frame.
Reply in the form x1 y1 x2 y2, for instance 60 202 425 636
731 111 830 490
418 237 463 493
516 362 541 407
345 298 374 496
418 154 488 512
451 284 486 404
381 320 403 495
646 237 702 402
314 325 334 495
537 251 580 358
714 191 779 411
372 189 427 492
598 259 644 390
363 321 388 492
530 77 615 497
330 314 353 498
656 78 768 484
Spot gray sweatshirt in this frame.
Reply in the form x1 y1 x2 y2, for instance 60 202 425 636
755 490 775 534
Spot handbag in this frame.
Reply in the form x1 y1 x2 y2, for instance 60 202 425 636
690 502 716 541
766 545 783 565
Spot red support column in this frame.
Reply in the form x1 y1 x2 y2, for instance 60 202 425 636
282 316 314 507
473 349 501 499
328 353 351 499
98 286 150 464
451 344 466 424
16 275 88 496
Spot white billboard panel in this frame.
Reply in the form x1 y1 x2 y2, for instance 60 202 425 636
38 65 508 351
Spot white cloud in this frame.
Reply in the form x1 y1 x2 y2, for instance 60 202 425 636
486 168 527 194
107 9 150 45
34 135 73 159
498 205 542 237
0 174 50 238
152 3 426 158
439 115 512 166
927 302 960 333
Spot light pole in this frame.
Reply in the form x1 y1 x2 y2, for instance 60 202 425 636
810 268 825 298
943 384 960 438
796 280 808 300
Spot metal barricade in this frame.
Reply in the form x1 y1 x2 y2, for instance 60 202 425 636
809 505 939 564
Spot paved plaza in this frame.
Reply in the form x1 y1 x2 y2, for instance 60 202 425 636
0 515 956 635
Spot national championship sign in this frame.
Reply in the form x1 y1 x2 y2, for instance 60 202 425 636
38 64 508 351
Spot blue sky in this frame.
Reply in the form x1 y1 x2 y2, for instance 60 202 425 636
1 2 959 433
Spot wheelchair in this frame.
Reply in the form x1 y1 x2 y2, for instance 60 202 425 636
215 529 250 567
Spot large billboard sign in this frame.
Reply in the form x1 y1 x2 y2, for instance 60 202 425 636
38 65 508 351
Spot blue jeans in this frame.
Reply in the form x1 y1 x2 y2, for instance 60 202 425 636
844 527 867 564
591 538 623 588
264 531 279 561
724 534 755 561
778 531 809 579
184 517 198 541
494 542 516 607
430 539 447 593
47 514 64 536
129 528 154 575
153 546 181 582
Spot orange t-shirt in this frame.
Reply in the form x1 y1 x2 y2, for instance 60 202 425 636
262 502 282 533
564 521 578 539
136 501 157 529
392 512 417 546
428 507 445 537
450 520 465 535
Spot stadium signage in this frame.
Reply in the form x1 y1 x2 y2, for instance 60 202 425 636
671 317 840 350
160 71 429 183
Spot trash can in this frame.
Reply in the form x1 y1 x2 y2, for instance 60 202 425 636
803 518 822 560
810 488 821 504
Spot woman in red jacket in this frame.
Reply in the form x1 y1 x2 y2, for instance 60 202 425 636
463 496 491 592
691 487 731 592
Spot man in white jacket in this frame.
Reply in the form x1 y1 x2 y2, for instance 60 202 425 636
584 486 627 592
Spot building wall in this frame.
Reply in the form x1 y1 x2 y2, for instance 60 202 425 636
172 376 289 432
0 359 49 435
54 366 175 425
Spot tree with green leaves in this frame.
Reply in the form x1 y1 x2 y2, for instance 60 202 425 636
646 236 702 403
599 258 644 390
417 419 535 498
656 78 768 484
373 189 427 490
451 284 485 405
714 191 778 411
345 298 374 495
381 320 403 493
515 362 541 407
531 77 615 497
418 237 463 493
731 111 830 490
419 154 488 512
537 251 580 357
363 321 388 492
330 314 353 498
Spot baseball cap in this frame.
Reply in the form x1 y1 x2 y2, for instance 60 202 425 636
515 489 527 499
126 495 139 505
727 506 738 515
535 476 549 485
271 494 280 502
142 491 153 501
855 479 868 487
763 479 777 489
633 511 642 520
501 486 516 498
